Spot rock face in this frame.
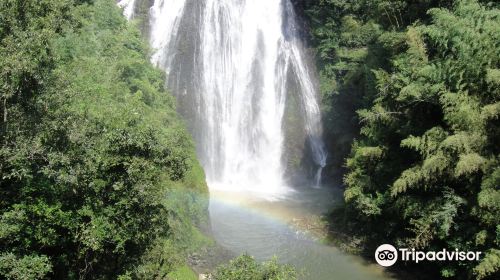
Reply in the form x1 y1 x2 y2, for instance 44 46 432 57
123 0 327 189
282 63 318 182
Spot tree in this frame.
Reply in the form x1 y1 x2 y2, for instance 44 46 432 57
303 0 499 278
342 0 499 278
0 1 208 279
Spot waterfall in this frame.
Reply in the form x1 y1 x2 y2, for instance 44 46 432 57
119 0 327 196
117 0 136 19
149 0 189 73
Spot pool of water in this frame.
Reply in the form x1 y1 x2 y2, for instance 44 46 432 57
208 186 394 280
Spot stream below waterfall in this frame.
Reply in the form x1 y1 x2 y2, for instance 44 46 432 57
208 186 394 280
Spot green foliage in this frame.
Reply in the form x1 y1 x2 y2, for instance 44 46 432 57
474 249 500 280
0 253 52 280
0 0 208 279
211 254 297 280
304 0 499 278
166 265 198 280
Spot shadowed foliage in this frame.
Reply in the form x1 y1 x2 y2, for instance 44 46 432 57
301 0 499 278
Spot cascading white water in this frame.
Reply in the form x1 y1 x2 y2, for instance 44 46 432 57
117 0 136 19
198 0 294 194
119 0 327 196
149 0 189 74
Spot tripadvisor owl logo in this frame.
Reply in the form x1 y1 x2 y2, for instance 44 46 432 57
375 244 398 267
375 244 482 267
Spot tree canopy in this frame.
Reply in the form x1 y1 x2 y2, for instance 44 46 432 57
304 0 499 278
0 0 208 279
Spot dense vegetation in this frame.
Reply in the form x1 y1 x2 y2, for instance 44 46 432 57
301 0 499 278
0 0 208 279
211 254 297 280
2 0 498 279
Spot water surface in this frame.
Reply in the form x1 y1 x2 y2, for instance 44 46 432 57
209 186 393 280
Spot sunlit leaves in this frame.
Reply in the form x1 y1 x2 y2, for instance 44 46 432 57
474 249 500 280
211 254 297 280
0 253 52 280
339 0 499 277
0 0 207 279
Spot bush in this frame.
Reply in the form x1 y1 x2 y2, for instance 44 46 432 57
211 254 297 280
